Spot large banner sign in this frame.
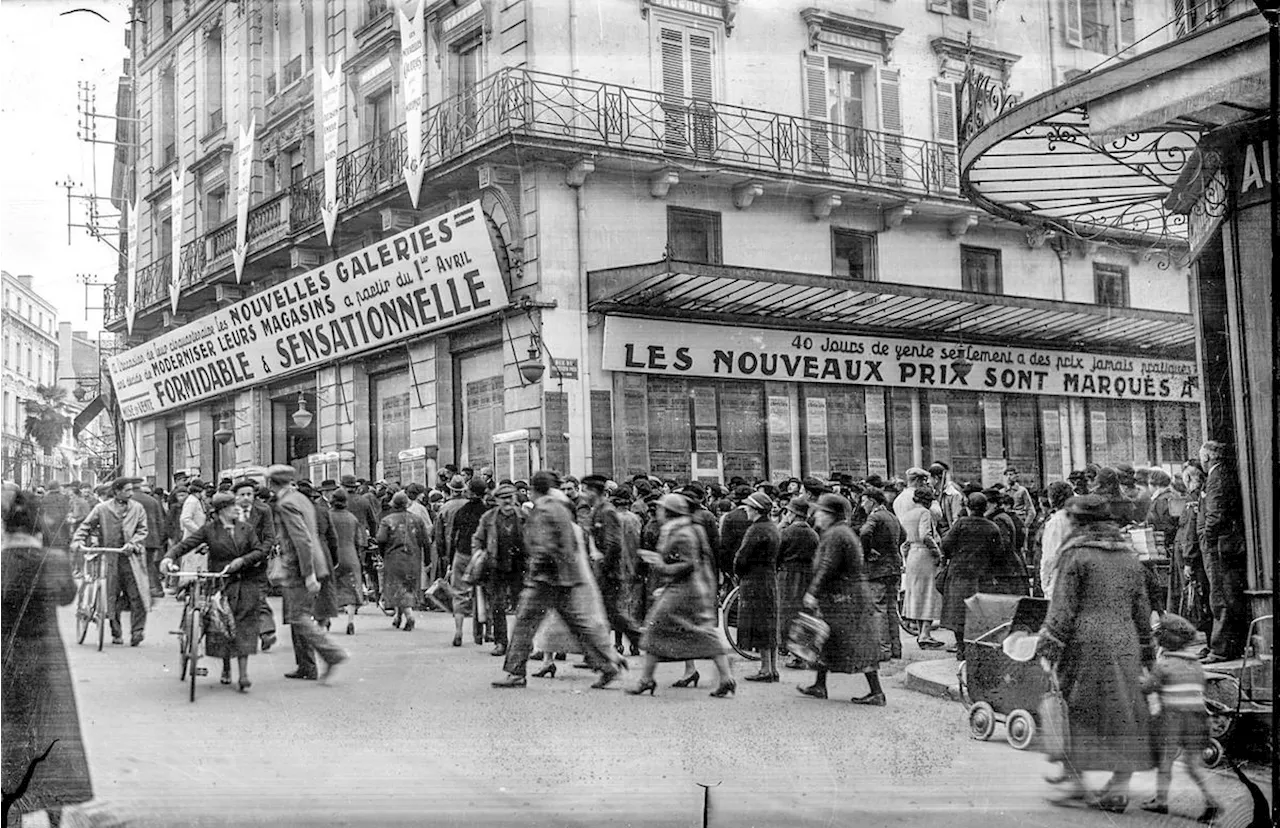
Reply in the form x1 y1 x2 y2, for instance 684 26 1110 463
603 318 1202 403
109 201 508 421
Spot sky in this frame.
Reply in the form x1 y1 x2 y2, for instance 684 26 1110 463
1 0 131 335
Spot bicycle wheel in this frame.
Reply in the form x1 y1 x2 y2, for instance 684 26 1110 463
75 582 91 645
178 605 190 681
377 569 395 616
95 581 107 652
188 608 200 703
721 587 761 662
897 589 921 637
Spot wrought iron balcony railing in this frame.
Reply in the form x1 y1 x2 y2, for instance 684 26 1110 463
110 68 958 326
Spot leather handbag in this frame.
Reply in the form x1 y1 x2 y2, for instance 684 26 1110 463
1038 667 1070 761
933 559 950 594
266 550 288 587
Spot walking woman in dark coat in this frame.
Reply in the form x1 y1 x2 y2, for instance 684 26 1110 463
3 485 93 825
629 494 735 698
938 493 1026 660
735 492 782 682
328 489 364 635
162 492 270 691
1036 495 1154 813
376 491 431 632
777 498 819 668
797 494 886 706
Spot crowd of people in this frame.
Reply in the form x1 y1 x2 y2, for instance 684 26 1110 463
3 438 1252 819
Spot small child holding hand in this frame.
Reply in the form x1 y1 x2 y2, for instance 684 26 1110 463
1140 612 1220 823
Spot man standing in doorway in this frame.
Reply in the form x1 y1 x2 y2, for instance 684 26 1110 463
266 465 348 682
1197 441 1249 663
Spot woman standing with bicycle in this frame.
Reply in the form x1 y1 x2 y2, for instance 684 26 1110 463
161 492 269 691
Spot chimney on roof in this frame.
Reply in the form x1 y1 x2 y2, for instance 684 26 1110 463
17 275 33 289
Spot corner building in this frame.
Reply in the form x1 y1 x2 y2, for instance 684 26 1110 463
109 0 1203 490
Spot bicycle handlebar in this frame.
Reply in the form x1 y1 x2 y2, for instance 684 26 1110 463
79 547 128 553
170 571 228 579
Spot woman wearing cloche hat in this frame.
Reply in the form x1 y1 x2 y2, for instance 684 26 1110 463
734 492 782 682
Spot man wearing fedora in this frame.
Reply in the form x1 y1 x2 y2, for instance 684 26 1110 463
266 465 348 681
433 473 470 584
71 476 152 646
582 474 643 655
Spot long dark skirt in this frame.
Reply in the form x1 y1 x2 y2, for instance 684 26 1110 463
735 567 778 651
817 575 881 674
333 567 363 608
313 577 339 621
777 565 812 648
641 574 728 662
206 579 261 659
384 548 423 610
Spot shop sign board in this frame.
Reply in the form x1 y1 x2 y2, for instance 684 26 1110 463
108 201 508 422
602 318 1201 404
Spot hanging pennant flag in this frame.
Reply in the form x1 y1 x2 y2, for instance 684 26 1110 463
232 116 256 282
125 196 139 334
170 168 184 315
320 60 344 245
398 0 426 208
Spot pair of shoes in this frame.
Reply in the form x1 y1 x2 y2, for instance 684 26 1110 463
320 652 348 684
917 638 945 649
627 678 658 696
1139 799 1168 815
284 669 318 680
785 656 808 670
796 683 828 700
590 666 624 690
1199 653 1229 664
709 679 736 698
490 644 507 657
1088 794 1129 814
850 692 887 706
346 622 355 635
672 671 701 688
237 677 252 693
492 674 527 688
393 615 402 629
532 662 557 679
744 672 774 682
452 634 463 647
261 632 276 652
1197 804 1219 824
112 636 124 646
629 644 641 657
403 617 415 632
130 635 144 647
615 644 625 655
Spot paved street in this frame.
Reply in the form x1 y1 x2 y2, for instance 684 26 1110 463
55 596 1263 828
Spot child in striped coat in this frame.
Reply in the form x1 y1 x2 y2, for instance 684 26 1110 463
1140 613 1220 823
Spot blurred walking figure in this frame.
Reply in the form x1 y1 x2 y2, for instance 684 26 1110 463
377 491 431 633
628 494 735 698
777 498 819 669
581 475 644 655
857 488 903 662
328 489 365 635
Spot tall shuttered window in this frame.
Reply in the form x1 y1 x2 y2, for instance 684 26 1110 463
657 22 716 155
931 78 959 193
800 53 901 183
205 27 224 135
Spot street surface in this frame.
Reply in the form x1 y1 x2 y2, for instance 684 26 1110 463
54 596 1264 827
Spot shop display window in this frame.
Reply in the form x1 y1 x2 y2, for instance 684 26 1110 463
941 390 982 485
457 348 504 471
888 388 915 477
371 372 411 482
1003 394 1041 490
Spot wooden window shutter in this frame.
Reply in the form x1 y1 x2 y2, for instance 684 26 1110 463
800 51 830 168
1063 0 1082 46
931 78 959 193
659 25 688 151
970 0 990 23
1173 0 1187 36
877 67 903 183
688 30 716 157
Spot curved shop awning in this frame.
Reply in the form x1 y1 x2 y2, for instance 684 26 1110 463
961 11 1268 254
589 260 1195 357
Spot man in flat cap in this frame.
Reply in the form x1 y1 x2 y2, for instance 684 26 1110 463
180 476 208 540
71 476 152 646
266 465 348 681
471 482 526 656
582 474 643 655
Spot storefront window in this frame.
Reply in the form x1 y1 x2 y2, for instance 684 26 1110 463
805 386 867 478
719 381 765 481
167 424 189 483
272 390 317 478
940 390 981 485
888 388 915 478
1003 394 1041 490
457 348 504 471
371 372 411 482
647 377 691 479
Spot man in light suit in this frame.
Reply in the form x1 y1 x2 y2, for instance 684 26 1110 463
266 465 348 682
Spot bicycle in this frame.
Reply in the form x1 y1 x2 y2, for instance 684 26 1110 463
74 547 122 651
170 564 227 703
719 584 762 662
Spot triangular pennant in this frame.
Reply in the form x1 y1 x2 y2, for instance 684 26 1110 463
399 0 426 208
125 196 140 334
233 116 256 282
320 61 344 245
170 168 184 315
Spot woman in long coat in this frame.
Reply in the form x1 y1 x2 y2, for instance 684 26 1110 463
376 491 430 632
734 492 782 682
900 487 943 649
3 486 93 824
777 498 819 668
629 494 735 698
163 492 269 691
1036 495 1154 813
938 492 1026 660
797 494 886 705
328 489 363 635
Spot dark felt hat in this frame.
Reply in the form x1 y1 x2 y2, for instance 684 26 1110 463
1064 494 1113 522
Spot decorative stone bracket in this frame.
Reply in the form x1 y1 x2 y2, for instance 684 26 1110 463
811 193 841 219
883 204 913 230
649 168 679 198
567 158 595 189
732 181 764 209
948 214 978 237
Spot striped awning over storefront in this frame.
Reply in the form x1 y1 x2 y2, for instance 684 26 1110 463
588 260 1195 358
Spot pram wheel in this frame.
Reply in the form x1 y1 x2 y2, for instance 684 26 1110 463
1201 738 1224 769
957 661 971 706
1005 709 1036 750
967 702 996 741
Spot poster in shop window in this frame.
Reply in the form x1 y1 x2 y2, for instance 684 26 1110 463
107 201 508 422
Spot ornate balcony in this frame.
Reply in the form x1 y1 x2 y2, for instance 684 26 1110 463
110 68 958 329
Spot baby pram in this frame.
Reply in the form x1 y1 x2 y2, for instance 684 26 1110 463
959 593 1051 750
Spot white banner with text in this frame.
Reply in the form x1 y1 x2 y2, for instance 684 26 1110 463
109 201 507 421
602 317 1201 403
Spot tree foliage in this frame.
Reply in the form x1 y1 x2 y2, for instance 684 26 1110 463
22 384 72 455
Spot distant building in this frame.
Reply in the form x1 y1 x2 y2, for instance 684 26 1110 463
57 323 119 484
2 271 70 484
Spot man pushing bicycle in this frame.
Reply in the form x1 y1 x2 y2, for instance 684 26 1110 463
70 477 152 646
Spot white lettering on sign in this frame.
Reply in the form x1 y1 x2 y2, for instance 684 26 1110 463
108 201 508 421
602 318 1202 403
